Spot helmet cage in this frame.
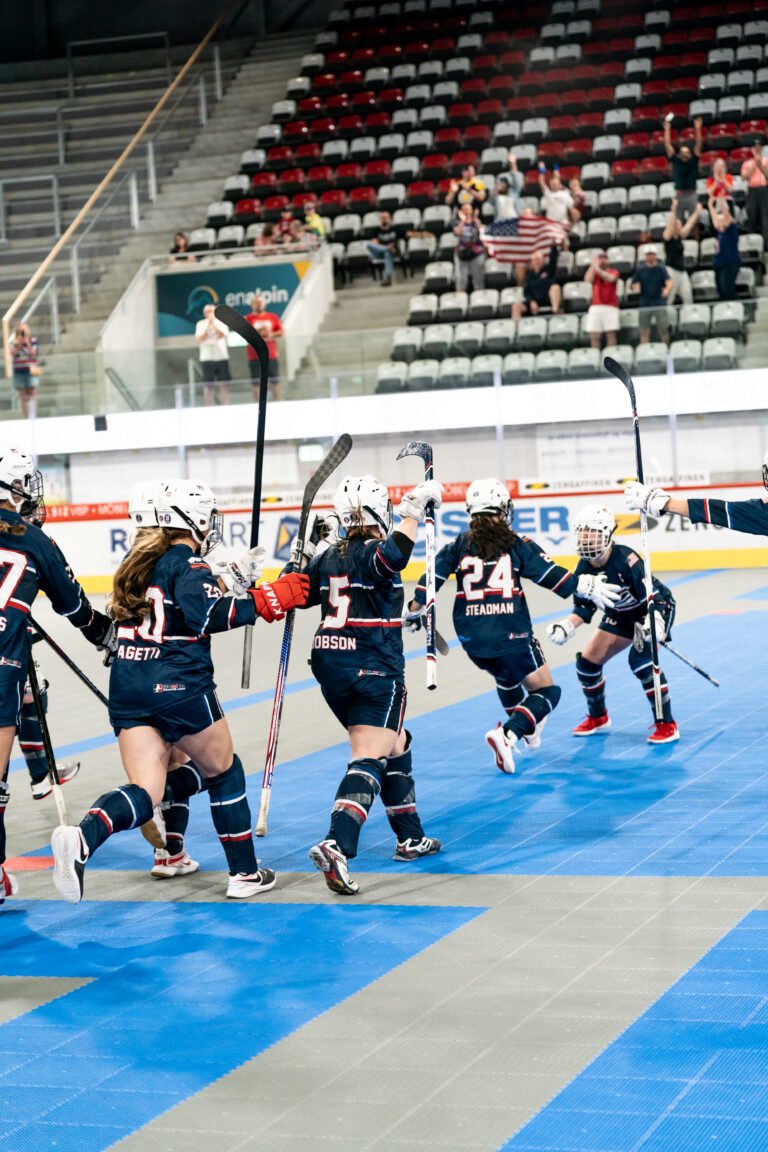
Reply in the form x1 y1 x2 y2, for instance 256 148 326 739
574 506 616 561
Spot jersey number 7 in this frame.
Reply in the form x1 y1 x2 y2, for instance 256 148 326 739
0 549 27 610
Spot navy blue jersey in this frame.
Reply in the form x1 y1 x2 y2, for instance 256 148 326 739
109 543 255 721
572 543 674 625
305 531 412 680
687 495 768 536
0 508 107 678
415 530 577 656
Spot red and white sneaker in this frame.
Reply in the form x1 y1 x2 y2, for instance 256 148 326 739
485 723 519 774
0 866 18 904
572 713 612 737
151 849 200 878
647 721 680 745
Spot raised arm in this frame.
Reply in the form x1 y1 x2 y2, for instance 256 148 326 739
680 200 702 238
693 115 704 157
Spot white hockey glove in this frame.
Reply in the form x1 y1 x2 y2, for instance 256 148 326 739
210 546 266 595
547 618 576 646
633 612 667 652
624 481 670 518
402 605 427 633
98 620 119 667
576 572 622 610
396 479 444 522
290 536 316 567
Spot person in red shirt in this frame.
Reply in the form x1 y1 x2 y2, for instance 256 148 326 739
583 251 620 350
245 293 284 401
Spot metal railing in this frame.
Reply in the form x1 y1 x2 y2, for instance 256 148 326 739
66 32 172 98
0 175 61 244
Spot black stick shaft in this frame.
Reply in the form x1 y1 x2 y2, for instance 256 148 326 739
29 616 109 708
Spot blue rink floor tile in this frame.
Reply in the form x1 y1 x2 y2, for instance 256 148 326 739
497 911 768 1152
0 901 480 1152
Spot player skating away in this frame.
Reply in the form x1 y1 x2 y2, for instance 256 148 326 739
50 478 309 904
547 505 679 744
407 479 622 773
624 457 768 535
0 448 116 904
304 474 443 896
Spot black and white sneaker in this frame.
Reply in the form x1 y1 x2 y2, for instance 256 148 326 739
226 869 277 898
51 825 88 904
31 760 81 800
392 837 442 862
308 839 359 895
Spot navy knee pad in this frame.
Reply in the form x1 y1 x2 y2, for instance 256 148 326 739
628 646 672 721
208 754 257 876
496 681 525 714
504 683 562 738
80 783 154 857
576 652 607 717
382 732 424 843
162 761 205 854
328 756 386 859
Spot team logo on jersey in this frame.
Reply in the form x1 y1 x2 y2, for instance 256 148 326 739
274 515 299 563
153 683 186 693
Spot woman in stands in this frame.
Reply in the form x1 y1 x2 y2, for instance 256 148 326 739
10 323 39 420
50 477 309 905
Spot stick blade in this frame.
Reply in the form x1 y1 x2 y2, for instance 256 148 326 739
603 355 636 403
397 440 433 464
214 304 269 363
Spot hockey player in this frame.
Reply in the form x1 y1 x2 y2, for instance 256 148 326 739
407 479 622 773
305 474 443 896
50 477 309 904
624 460 768 536
0 447 116 903
547 504 679 744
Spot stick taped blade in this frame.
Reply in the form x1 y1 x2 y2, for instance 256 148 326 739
603 355 636 403
397 440 433 464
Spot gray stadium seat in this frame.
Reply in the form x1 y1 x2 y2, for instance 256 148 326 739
207 201 233 227
470 354 504 386
391 327 423 363
224 175 250 201
517 316 548 351
587 217 617 247
376 362 409 393
606 344 635 373
453 321 485 357
468 289 499 321
484 318 517 355
407 359 440 390
677 304 711 339
567 347 601 378
217 224 244 249
502 352 535 384
592 135 621 162
422 324 454 359
534 349 568 380
702 337 736 370
438 292 469 322
628 184 658 214
619 309 641 344
408 294 438 325
617 213 648 244
634 343 669 375
563 282 592 313
547 314 580 349
691 271 718 302
670 339 703 373
439 356 472 387
711 301 745 337
188 228 216 252
333 214 362 243
597 187 628 217
423 262 454 293
492 121 521 147
421 205 452 235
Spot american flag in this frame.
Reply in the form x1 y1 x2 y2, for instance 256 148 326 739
482 215 568 264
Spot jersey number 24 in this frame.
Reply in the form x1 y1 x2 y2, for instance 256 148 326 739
459 554 516 600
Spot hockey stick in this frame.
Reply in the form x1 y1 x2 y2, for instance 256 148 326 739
603 355 663 719
255 432 353 836
661 641 720 687
29 616 109 708
397 441 437 690
25 638 66 824
214 303 269 689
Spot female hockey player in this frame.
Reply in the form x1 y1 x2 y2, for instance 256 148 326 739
547 504 679 744
0 447 115 903
624 462 768 537
408 478 622 773
50 477 309 904
305 473 443 896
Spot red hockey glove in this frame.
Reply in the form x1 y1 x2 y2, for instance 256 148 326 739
249 573 310 622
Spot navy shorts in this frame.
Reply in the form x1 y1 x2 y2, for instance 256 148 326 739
0 674 23 728
465 636 546 688
597 613 641 641
111 689 224 744
320 674 407 734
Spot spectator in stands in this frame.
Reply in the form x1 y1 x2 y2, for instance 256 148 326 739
709 195 741 301
453 203 486 293
492 154 523 221
367 210 400 286
538 165 573 230
195 304 231 407
663 199 701 306
10 322 39 419
286 219 309 247
169 231 196 263
446 164 486 213
304 201 328 240
253 222 276 251
741 141 768 246
706 156 733 206
568 175 587 225
511 243 561 323
246 293 284 401
583 251 620 350
630 246 672 344
663 113 704 222
276 206 296 244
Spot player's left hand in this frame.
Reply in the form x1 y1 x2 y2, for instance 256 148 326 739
633 612 666 652
250 573 310 622
402 606 426 633
98 620 119 666
576 572 622 610
624 481 670 517
397 479 443 522
210 545 265 595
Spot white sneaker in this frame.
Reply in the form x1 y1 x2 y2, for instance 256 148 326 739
151 849 200 878
51 825 88 904
0 865 18 904
485 723 519 774
31 760 81 800
523 716 548 751
308 839 359 895
226 868 277 899
140 806 166 851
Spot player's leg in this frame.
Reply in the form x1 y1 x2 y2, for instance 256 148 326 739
18 682 80 800
0 725 19 903
381 724 441 863
483 644 561 772
573 627 631 736
51 724 167 904
150 747 205 878
627 643 679 743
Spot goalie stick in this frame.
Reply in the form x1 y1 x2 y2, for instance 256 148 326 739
255 433 353 836
396 441 437 689
603 355 664 719
214 303 269 689
25 637 66 824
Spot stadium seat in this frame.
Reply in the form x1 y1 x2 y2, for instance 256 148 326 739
224 174 251 202
424 261 454 293
619 309 641 344
670 339 703 373
483 259 511 290
616 213 648 244
535 349 568 380
740 233 765 266
517 316 548 351
580 162 611 190
392 206 421 236
587 216 618 247
546 314 580 350
332 213 361 242
439 356 472 387
634 342 668 374
503 352 535 384
438 292 469 322
188 228 216 253
711 300 745 337
376 362 409 393
207 201 233 227
692 270 718 301
484 318 517 355
628 184 659 214
234 199 261 225
677 304 711 339
468 290 499 321
422 324 454 359
377 183 407 211
563 282 592 312
606 245 638 276
408 359 441 389
592 134 622 162
450 321 484 358
406 235 437 267
216 224 244 249
567 347 601 378
736 267 756 298
470 353 503 386
320 189 348 217
408 294 438 324
391 327 423 363
702 336 736 369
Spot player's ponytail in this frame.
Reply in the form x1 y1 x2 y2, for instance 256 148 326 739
109 527 189 621
468 513 517 561
336 508 379 553
0 499 27 537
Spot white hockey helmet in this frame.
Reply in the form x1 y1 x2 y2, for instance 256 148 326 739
573 504 616 560
128 479 164 528
0 447 44 523
156 478 223 554
466 477 513 522
333 474 392 534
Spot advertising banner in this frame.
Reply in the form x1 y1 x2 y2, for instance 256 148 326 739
155 260 311 338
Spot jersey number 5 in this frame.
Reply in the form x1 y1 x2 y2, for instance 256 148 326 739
324 575 350 630
459 553 515 600
0 548 27 610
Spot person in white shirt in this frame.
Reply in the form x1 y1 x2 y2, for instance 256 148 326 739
195 304 231 406
538 166 574 228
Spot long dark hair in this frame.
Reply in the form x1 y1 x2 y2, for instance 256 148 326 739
0 499 26 537
468 513 517 561
109 527 191 621
336 510 381 554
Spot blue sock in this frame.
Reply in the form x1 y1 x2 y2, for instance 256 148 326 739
80 784 154 857
207 755 258 875
163 761 205 857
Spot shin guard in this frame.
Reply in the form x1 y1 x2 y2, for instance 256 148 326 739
496 681 525 715
207 755 258 876
163 761 206 857
0 779 8 865
80 784 154 857
381 732 425 843
628 645 673 722
576 652 607 717
328 757 386 859
18 690 49 786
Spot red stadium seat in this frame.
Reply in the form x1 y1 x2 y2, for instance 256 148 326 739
379 44 403 64
679 52 708 76
464 124 492 147
450 149 479 175
306 165 335 192
261 195 289 221
251 172 277 192
621 132 650 159
484 30 510 51
351 47 376 67
473 54 500 79
546 68 573 93
537 141 562 163
460 78 487 100
265 146 293 170
435 127 462 150
338 70 364 92
338 114 364 140
431 38 458 61
585 87 615 112
436 177 453 199
648 130 670 156
378 88 404 111
668 77 698 102
549 115 577 141
476 100 504 127
739 119 767 144
291 191 317 212
643 81 670 104
728 147 753 171
325 50 349 72
505 97 534 118
335 162 363 189
404 41 430 63
632 106 663 133
298 97 323 119
576 112 604 138
651 55 681 82
351 90 377 112
637 155 670 184
325 93 350 116
487 75 516 100
348 185 377 208
362 159 392 186
498 50 526 71
708 123 739 150
294 142 321 169
312 73 338 94
448 102 476 127
320 189 347 216
310 118 337 141
233 198 261 224
422 152 450 178
611 158 639 185
407 180 436 207
563 138 593 164
279 168 305 194
282 120 310 144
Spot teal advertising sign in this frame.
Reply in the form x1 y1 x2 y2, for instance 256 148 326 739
156 260 311 337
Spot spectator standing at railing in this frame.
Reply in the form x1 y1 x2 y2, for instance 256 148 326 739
492 154 523 221
630 247 672 344
663 198 700 306
169 231 196 263
276 206 296 244
195 304 231 407
741 141 768 246
246 293 284 401
663 113 704 222
706 157 733 207
709 195 741 301
10 323 40 420
453 203 486 292
538 165 574 232
583 251 620 350
253 223 276 253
